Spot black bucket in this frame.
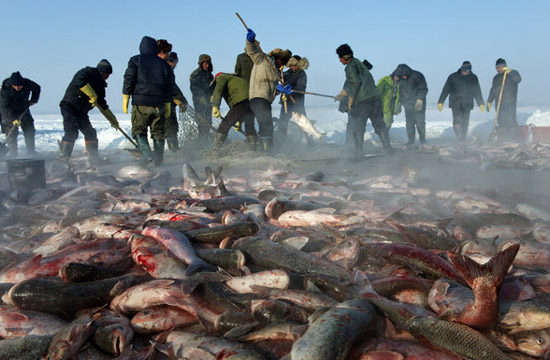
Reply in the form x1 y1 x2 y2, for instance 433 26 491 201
7 158 46 191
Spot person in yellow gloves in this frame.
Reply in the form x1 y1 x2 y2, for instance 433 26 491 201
0 71 41 158
437 61 484 141
123 36 175 166
58 59 118 165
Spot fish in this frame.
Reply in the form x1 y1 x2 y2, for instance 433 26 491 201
232 237 353 282
7 273 149 315
251 299 310 325
196 248 246 270
404 316 513 360
116 164 155 179
250 285 336 312
514 329 550 358
500 293 550 333
277 208 366 228
290 299 377 360
58 260 134 283
225 270 290 294
110 279 185 315
0 334 54 360
442 243 519 329
31 226 80 257
141 226 217 275
291 112 325 141
184 222 260 244
385 220 458 251
264 198 324 220
129 234 189 280
46 312 98 360
130 306 197 334
194 195 261 212
92 310 134 356
0 306 67 338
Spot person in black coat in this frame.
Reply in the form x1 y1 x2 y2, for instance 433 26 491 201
277 55 308 142
438 61 484 141
487 58 521 142
189 54 214 144
123 36 175 166
392 64 428 147
0 71 40 158
59 59 118 163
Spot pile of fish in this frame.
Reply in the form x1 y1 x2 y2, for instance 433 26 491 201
438 141 550 171
1 157 550 359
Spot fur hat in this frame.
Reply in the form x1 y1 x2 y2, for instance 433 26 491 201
287 56 309 70
496 58 507 67
96 59 113 74
166 52 179 64
198 54 212 65
336 44 353 59
461 61 472 72
9 71 23 86
157 39 172 54
268 48 292 63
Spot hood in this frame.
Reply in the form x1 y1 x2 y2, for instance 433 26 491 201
392 64 412 78
139 36 158 55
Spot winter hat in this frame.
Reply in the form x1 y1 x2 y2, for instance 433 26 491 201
157 39 172 54
198 54 212 65
96 59 113 74
9 71 24 86
166 52 179 64
336 44 353 60
496 58 507 67
269 48 292 63
460 61 472 72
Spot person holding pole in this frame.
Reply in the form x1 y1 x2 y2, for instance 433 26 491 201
487 58 521 142
59 60 119 164
0 71 41 158
334 44 393 155
245 27 292 154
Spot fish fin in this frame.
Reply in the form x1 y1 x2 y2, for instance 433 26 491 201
217 178 230 197
385 207 408 221
21 254 42 272
3 311 29 322
291 324 308 338
184 261 218 277
438 307 459 321
248 284 270 296
353 270 379 298
222 321 259 339
313 208 336 214
5 327 30 337
308 307 330 324
288 193 302 201
448 243 519 288
205 166 215 185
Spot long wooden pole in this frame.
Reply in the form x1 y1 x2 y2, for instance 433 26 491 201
292 90 334 99
235 12 295 105
494 70 508 132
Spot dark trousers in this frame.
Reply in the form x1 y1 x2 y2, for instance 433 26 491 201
131 105 166 140
164 103 179 139
349 98 387 136
404 103 426 144
249 98 273 138
217 100 256 136
451 106 471 141
60 102 97 143
2 111 35 144
497 103 519 141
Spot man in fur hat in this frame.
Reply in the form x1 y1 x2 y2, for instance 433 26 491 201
0 71 41 158
277 55 311 143
190 54 214 144
245 28 292 154
487 58 521 141
334 44 394 155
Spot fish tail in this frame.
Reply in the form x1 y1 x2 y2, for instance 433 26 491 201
184 261 218 276
448 243 519 288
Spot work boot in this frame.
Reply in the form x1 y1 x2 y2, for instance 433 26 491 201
24 134 38 157
353 132 364 156
379 129 395 154
59 141 74 161
136 135 153 164
259 136 273 155
85 140 99 166
207 132 227 157
246 135 258 151
166 137 179 154
153 139 165 167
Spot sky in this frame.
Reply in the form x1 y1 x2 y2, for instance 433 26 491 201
0 0 548 114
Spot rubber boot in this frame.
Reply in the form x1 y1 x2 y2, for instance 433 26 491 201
59 141 74 161
85 140 99 166
153 139 165 167
207 132 226 157
259 136 273 155
379 129 395 154
353 132 364 156
6 131 17 159
246 135 258 151
24 133 37 157
136 135 153 164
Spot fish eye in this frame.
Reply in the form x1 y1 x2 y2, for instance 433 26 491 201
538 338 545 345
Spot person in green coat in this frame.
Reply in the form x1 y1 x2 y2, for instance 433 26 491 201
377 74 401 129
334 44 393 154
209 73 258 155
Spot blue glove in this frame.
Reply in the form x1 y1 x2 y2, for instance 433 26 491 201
277 84 293 95
246 28 256 43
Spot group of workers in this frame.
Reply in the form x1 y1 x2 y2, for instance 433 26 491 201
0 28 521 164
